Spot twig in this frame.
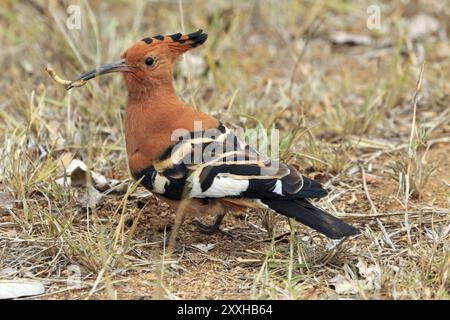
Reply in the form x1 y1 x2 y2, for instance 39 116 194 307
376 218 396 250
321 237 349 264
288 17 324 100
407 64 425 164
360 164 378 215
340 209 448 219
404 64 425 245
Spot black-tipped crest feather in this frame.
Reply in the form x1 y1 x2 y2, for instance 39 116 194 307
141 29 208 48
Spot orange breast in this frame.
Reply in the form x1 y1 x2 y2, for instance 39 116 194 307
125 96 218 174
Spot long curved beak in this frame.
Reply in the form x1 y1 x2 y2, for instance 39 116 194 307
67 59 134 90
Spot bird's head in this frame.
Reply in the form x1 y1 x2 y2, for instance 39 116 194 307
67 29 208 92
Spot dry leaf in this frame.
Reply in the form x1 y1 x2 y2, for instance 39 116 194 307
56 159 126 193
79 186 103 209
179 54 206 77
20 60 34 74
57 152 74 170
170 263 187 273
357 258 382 291
330 32 372 46
329 275 357 295
67 159 89 187
407 14 440 40
0 280 45 299
47 120 61 136
0 192 14 215
0 267 17 277
347 193 358 205
365 174 381 186
308 172 324 180
191 243 216 253
130 189 152 199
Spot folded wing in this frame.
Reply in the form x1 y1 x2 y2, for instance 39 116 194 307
137 123 327 201
134 123 359 238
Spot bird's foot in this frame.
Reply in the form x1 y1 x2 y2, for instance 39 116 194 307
192 214 234 238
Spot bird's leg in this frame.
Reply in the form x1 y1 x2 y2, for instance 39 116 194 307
167 199 189 253
192 213 233 238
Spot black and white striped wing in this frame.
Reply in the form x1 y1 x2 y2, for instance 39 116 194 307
137 124 327 201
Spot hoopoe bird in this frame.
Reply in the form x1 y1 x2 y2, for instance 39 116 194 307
66 30 360 239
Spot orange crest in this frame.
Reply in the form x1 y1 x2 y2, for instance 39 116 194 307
141 29 208 55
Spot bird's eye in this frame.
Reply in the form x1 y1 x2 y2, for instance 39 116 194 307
144 57 155 66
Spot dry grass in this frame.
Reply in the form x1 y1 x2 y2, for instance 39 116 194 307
0 0 449 299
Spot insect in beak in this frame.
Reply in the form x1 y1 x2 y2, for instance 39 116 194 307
66 59 135 90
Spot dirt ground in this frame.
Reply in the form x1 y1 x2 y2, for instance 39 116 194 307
24 144 448 300
0 1 449 300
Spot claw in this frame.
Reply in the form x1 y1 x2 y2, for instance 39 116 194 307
192 213 234 238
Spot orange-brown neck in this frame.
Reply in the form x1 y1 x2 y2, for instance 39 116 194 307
124 83 218 174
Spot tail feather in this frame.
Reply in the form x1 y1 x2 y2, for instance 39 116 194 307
262 199 360 239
